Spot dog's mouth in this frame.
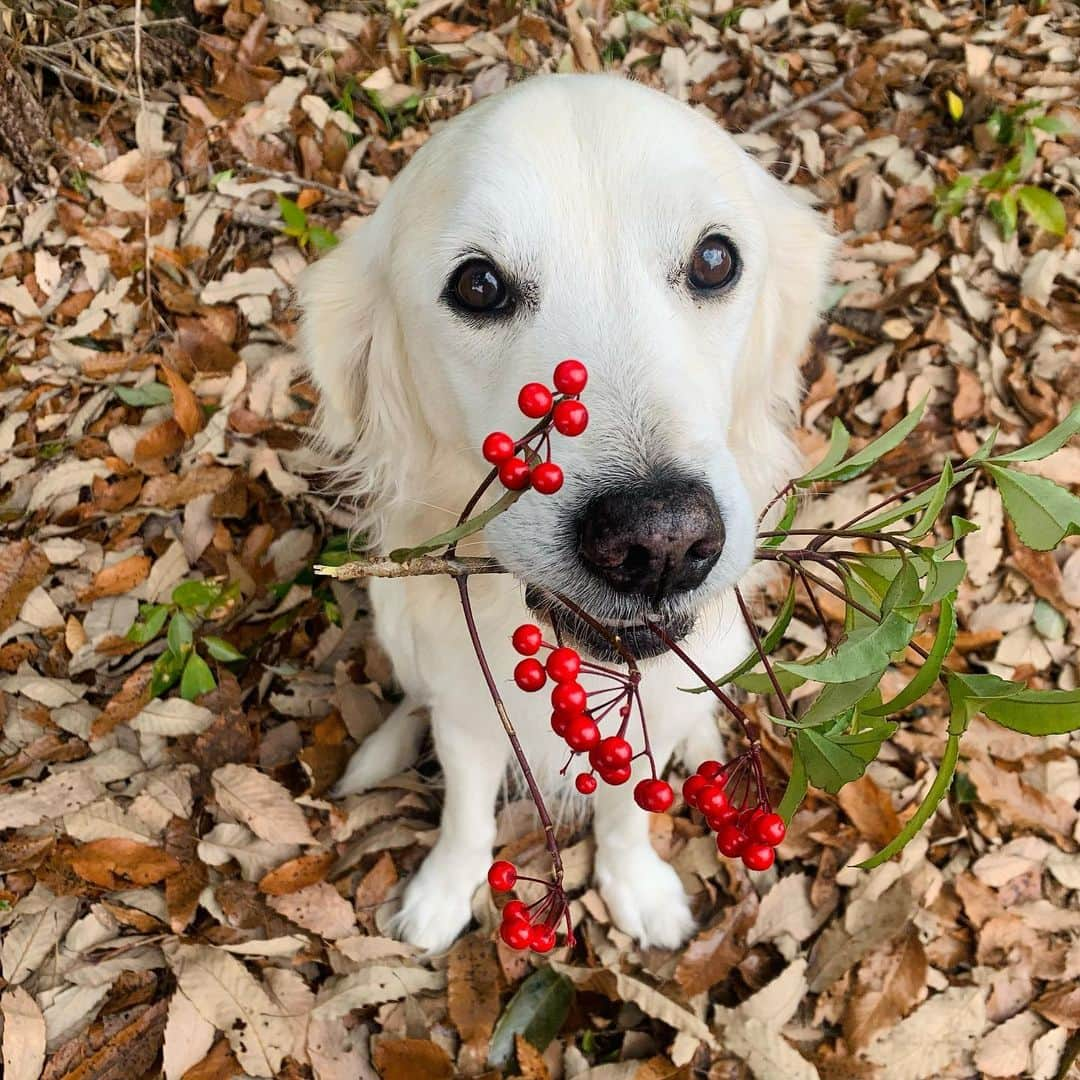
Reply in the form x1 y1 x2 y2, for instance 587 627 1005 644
524 584 693 662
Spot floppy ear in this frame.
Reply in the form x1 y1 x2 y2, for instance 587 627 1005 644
732 166 836 501
297 215 427 533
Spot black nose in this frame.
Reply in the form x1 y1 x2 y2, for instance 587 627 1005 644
578 477 725 599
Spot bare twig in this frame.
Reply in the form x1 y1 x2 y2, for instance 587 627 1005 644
747 74 848 134
132 0 154 317
235 164 372 205
734 585 796 723
314 555 503 580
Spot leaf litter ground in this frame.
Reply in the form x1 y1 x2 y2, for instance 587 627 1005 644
0 1 1078 1078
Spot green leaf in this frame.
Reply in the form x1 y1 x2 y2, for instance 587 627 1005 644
115 383 173 407
172 579 222 612
203 636 245 662
987 403 1080 464
946 672 1080 736
732 668 806 696
988 193 1018 239
984 464 1080 549
180 652 217 701
804 398 927 485
126 603 170 644
858 731 960 869
308 226 339 252
1017 186 1066 236
389 486 526 562
779 562 920 684
276 194 308 232
922 558 966 605
795 713 898 794
865 596 957 717
488 967 574 1069
904 461 956 540
167 612 194 656
797 672 884 729
776 746 808 824
150 649 184 697
1030 115 1069 135
797 418 851 485
760 494 798 548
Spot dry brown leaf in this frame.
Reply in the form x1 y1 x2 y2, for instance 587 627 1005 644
267 881 356 939
448 932 501 1069
69 837 182 888
312 966 446 1021
161 363 205 437
843 929 928 1050
134 418 187 462
1033 983 1080 1027
163 990 217 1080
966 756 1076 841
1 986 47 1080
676 892 758 996
372 1038 453 1080
211 763 314 846
515 1033 551 1079
0 541 48 637
837 775 902 848
78 553 151 601
1 886 79 985
258 850 335 895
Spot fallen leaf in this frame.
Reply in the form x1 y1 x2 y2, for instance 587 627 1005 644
676 892 759 996
0 541 49 636
69 837 182 888
843 929 928 1050
1 986 47 1080
372 1039 453 1080
258 850 335 895
161 364 205 438
267 881 356 939
838 774 902 847
211 763 314 846
448 932 501 1068
78 553 151 601
1 886 79 985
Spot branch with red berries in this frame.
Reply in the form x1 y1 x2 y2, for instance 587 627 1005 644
317 376 1080 954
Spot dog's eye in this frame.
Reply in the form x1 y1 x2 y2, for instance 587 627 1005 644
449 259 510 314
688 235 739 292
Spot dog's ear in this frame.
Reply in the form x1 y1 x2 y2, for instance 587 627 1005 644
733 165 836 495
297 219 380 451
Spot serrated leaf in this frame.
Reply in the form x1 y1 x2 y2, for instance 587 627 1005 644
795 713 897 794
488 967 574 1069
204 636 245 662
115 382 173 407
180 652 216 701
776 746 808 824
732 668 806 695
984 464 1080 549
904 461 956 540
389 486 525 561
987 403 1080 463
760 493 799 547
1017 186 1066 236
797 418 851 485
804 398 928 485
865 596 957 717
922 557 966 605
946 672 1080 736
784 671 884 730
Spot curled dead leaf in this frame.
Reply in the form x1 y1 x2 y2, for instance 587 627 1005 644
70 837 182 888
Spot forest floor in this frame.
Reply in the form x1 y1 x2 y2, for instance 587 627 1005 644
0 1 1078 1078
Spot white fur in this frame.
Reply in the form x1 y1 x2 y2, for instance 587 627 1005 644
299 74 834 953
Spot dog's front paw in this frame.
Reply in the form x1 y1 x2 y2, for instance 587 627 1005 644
595 848 695 949
389 849 486 954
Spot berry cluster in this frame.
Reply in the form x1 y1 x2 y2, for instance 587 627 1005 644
683 751 786 871
482 359 589 495
488 860 571 953
511 623 674 813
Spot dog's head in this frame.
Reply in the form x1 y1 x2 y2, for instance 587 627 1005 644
300 74 833 659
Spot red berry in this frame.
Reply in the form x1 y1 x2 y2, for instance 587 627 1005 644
503 900 529 922
601 764 631 785
499 457 531 490
514 658 546 692
482 431 515 464
551 711 570 736
742 842 776 871
546 647 581 683
682 774 708 808
512 624 542 656
717 825 748 859
531 462 564 495
553 400 588 437
697 785 730 818
564 714 600 752
590 736 632 771
553 359 588 395
634 779 674 813
500 918 532 950
697 760 724 780
751 812 787 847
706 807 738 831
488 860 517 892
529 924 557 953
518 382 553 418
575 772 597 794
551 681 587 715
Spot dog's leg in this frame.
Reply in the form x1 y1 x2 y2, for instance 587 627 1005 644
391 706 510 953
331 699 428 797
592 735 695 949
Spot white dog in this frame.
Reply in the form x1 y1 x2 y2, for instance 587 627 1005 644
299 73 832 952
